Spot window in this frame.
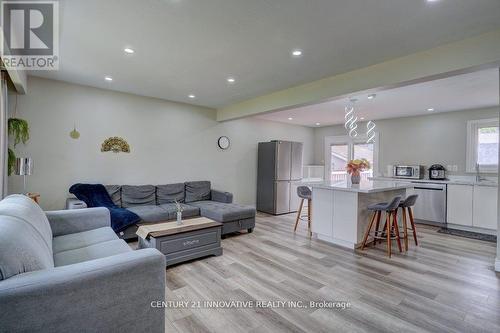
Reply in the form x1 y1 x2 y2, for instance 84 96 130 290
354 143 374 179
325 135 378 182
466 118 499 173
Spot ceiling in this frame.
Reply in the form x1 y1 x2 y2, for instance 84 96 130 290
31 0 500 108
255 69 500 127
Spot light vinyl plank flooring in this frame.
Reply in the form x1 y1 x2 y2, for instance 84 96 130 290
156 212 500 333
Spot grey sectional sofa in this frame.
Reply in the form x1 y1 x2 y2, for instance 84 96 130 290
87 181 256 239
0 194 166 333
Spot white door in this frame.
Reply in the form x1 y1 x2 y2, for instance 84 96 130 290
330 142 349 181
324 135 378 182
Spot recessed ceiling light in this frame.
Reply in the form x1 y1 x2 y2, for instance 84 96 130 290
104 76 113 82
227 77 236 83
315 123 321 126
360 117 365 120
188 94 196 99
427 0 440 2
367 94 376 100
288 117 293 120
427 108 435 112
291 49 303 57
124 48 134 54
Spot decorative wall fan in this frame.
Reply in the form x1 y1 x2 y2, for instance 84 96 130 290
101 137 130 153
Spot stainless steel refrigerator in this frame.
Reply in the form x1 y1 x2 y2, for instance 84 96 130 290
257 141 303 215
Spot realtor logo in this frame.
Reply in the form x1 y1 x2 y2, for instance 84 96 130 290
1 0 59 70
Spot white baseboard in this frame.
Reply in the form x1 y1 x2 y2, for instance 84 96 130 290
495 258 500 272
316 234 356 249
445 223 497 236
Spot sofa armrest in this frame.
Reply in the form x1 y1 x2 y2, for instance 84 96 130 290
46 207 111 237
0 248 166 333
211 189 233 203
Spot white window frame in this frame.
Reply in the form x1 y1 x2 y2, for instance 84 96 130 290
466 118 499 173
324 134 379 180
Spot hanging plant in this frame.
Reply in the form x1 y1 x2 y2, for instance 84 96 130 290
8 148 16 176
8 118 30 147
7 96 30 177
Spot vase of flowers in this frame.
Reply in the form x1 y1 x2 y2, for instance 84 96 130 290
174 200 183 225
346 159 371 184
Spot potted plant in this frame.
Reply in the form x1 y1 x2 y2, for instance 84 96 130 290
7 118 30 176
346 159 370 184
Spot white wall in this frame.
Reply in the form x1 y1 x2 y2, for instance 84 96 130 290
8 77 314 210
314 107 499 176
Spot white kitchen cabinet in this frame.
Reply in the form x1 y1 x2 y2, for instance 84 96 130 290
472 186 498 230
311 188 333 237
447 184 473 226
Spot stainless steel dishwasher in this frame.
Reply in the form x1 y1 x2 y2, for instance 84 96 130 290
411 182 447 225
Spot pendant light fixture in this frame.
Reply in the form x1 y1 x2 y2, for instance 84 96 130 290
344 98 358 138
366 121 376 144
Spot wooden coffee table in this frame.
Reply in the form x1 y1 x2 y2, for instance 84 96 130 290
136 217 223 266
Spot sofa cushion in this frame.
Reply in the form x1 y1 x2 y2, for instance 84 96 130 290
157 183 185 204
121 185 156 208
158 203 200 220
0 216 54 280
0 194 53 253
53 239 132 267
105 185 122 207
188 201 255 222
185 181 211 203
52 227 118 254
127 205 170 223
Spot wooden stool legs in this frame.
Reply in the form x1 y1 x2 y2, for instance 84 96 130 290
373 211 381 247
307 199 312 237
363 206 419 257
400 206 418 246
361 211 378 250
385 212 392 257
392 211 402 253
294 198 312 236
294 199 304 232
402 207 409 251
362 210 402 258
408 207 418 246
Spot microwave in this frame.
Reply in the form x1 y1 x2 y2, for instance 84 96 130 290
393 165 424 179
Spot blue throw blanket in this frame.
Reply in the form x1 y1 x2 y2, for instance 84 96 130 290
69 183 141 232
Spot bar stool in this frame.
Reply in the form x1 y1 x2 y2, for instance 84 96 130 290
294 186 312 236
361 196 402 258
399 194 419 251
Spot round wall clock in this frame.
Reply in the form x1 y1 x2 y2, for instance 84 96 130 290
217 136 230 150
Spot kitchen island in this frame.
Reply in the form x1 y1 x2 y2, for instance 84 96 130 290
309 180 414 249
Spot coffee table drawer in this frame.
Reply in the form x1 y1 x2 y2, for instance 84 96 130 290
137 220 223 266
159 229 219 253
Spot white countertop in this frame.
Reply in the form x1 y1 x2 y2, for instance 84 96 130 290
308 180 414 193
371 177 498 187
